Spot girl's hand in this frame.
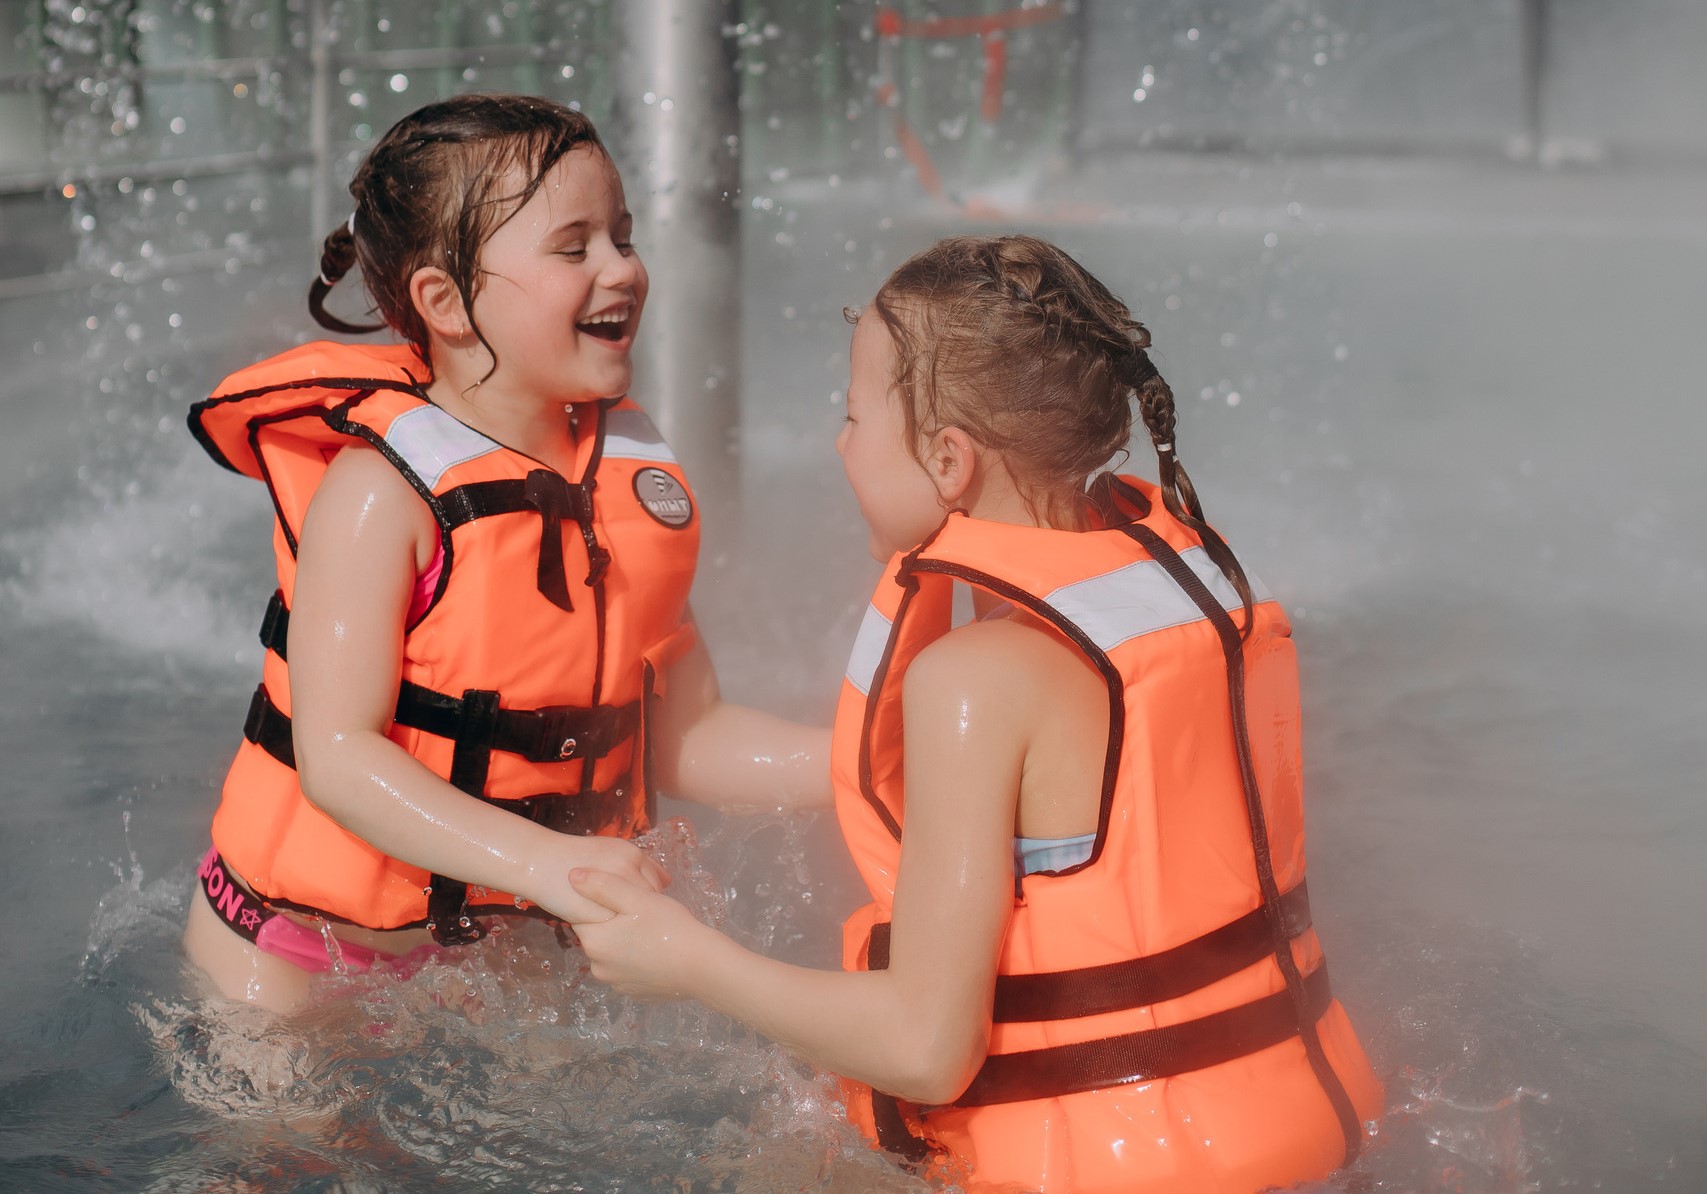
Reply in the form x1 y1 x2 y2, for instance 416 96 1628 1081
522 837 669 926
566 868 710 1001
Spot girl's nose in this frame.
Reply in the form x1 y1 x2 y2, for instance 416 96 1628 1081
598 242 642 289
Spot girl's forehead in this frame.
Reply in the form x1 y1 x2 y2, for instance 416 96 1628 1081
510 148 624 220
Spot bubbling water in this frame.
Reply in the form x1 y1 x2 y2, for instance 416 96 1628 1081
101 817 933 1192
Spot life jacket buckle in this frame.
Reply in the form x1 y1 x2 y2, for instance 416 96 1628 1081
258 590 289 656
557 736 579 760
242 685 269 745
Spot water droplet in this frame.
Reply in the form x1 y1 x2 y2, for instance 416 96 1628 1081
1263 232 1278 248
1226 392 1241 407
643 91 657 105
1333 344 1349 362
169 116 186 134
560 65 575 79
1132 88 1147 102
388 73 409 93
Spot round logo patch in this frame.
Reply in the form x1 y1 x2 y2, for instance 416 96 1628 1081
632 468 695 528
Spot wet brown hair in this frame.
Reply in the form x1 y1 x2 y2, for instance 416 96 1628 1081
308 92 607 376
867 233 1255 631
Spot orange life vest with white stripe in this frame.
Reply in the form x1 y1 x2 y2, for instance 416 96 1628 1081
189 340 699 941
832 476 1382 1194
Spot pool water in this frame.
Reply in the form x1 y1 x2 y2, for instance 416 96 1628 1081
3 162 1705 1191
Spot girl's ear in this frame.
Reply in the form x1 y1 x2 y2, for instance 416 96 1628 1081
923 426 979 508
408 266 470 341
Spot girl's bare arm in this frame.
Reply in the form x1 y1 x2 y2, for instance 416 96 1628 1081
648 631 833 812
570 621 1033 1102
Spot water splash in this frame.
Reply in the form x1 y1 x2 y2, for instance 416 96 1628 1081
104 819 931 1191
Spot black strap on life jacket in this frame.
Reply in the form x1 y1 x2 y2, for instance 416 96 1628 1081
241 681 639 772
255 599 638 765
866 881 1313 1024
241 674 641 946
436 472 610 612
1121 521 1364 1162
957 962 1335 1107
861 881 1314 1164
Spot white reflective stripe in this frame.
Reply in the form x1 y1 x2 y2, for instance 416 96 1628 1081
382 404 500 490
844 602 893 696
1043 545 1272 654
603 405 677 463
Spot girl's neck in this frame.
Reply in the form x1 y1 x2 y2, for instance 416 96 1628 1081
959 470 1090 534
424 374 584 474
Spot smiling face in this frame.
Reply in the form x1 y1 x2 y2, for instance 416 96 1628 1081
836 311 947 561
466 145 648 406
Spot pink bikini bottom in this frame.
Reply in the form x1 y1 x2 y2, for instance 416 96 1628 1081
197 846 438 976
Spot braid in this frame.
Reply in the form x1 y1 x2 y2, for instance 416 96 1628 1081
308 216 384 336
1132 367 1256 637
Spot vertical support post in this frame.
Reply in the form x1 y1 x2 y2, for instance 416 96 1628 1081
818 0 841 172
608 0 743 520
308 0 332 248
435 0 459 100
1517 0 1547 162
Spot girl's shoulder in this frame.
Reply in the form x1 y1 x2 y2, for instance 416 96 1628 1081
306 443 439 567
902 614 1100 725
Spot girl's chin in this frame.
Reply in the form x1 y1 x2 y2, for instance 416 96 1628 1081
561 371 634 405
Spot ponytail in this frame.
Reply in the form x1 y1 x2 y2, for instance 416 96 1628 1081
307 214 384 336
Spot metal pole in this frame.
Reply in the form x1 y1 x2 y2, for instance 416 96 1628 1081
308 0 332 247
608 0 742 520
1517 0 1547 162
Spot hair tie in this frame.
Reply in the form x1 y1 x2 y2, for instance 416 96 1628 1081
317 269 335 288
346 210 357 239
1155 441 1174 455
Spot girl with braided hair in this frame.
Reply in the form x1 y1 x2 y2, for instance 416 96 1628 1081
182 94 828 1013
564 234 1382 1192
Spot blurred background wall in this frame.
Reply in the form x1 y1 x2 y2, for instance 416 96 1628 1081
4 0 1703 443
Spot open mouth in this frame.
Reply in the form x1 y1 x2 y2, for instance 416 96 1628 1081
576 306 632 343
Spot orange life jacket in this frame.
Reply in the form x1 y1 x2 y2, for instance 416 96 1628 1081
832 476 1382 1193
188 340 700 942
